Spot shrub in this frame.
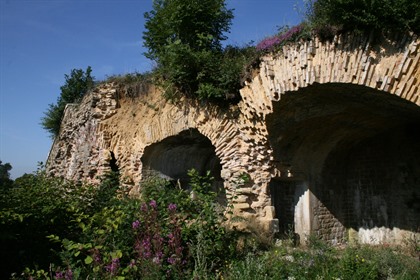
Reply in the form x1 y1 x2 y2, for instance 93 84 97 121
8 169 240 279
306 0 420 35
0 168 98 279
143 0 256 103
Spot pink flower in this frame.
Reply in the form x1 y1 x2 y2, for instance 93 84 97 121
149 200 157 208
132 220 140 229
168 203 177 212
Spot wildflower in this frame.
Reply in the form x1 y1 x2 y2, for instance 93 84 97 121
167 256 176 265
132 220 140 229
256 35 281 51
149 200 157 208
106 258 120 275
142 238 152 258
64 268 73 280
55 271 64 280
285 255 295 262
168 203 177 212
140 203 148 212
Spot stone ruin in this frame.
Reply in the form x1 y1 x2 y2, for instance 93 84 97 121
47 32 420 245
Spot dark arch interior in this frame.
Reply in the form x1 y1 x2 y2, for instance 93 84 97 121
141 128 225 204
110 151 119 173
267 83 420 242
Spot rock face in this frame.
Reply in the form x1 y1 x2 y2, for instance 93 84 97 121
47 32 420 245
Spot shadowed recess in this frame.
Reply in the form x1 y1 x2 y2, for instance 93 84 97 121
267 83 420 243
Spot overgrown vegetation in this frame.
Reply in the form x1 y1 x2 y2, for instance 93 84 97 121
142 0 257 103
141 0 420 104
1 165 418 279
306 0 420 36
0 160 13 190
41 67 94 138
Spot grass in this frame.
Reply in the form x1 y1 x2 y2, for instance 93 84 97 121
220 235 420 280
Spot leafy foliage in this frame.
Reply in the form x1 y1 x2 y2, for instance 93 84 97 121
143 0 232 60
306 0 420 35
3 169 239 279
0 168 118 279
0 160 13 190
2 168 419 279
41 67 94 138
223 237 420 279
143 0 255 102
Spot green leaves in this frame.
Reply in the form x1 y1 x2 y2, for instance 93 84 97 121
143 0 250 102
307 0 420 35
84 255 93 264
41 66 94 138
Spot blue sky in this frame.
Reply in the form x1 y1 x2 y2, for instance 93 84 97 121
0 0 304 179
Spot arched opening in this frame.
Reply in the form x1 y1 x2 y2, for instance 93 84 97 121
141 128 225 205
267 83 420 244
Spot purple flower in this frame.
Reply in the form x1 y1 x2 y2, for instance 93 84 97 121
167 256 176 265
149 200 157 208
256 35 281 51
140 203 148 212
142 238 152 258
168 203 177 212
106 258 120 275
64 268 73 280
55 271 64 280
132 220 140 229
256 24 304 51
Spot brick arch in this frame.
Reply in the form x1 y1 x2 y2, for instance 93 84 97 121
241 33 420 244
240 33 419 119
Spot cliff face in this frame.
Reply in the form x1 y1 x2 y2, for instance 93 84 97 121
47 32 420 245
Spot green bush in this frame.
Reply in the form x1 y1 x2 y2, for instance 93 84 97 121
306 0 420 35
143 0 256 103
0 169 97 279
4 169 240 279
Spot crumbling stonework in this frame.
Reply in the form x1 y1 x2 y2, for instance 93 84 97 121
47 32 420 245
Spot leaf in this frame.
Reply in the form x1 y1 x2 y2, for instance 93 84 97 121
111 250 123 259
84 255 93 264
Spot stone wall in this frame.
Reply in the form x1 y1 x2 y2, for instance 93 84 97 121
47 32 420 244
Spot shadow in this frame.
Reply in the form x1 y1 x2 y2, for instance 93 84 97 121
266 83 420 244
141 128 226 205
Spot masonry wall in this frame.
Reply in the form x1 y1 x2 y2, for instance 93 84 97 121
311 126 420 244
47 32 420 244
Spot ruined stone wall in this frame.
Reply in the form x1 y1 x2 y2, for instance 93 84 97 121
47 32 420 244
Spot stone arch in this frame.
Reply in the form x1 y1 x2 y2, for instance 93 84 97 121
141 128 226 204
266 83 420 244
236 32 420 242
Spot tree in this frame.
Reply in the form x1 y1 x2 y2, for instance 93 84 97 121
0 160 13 190
143 0 233 61
143 0 242 101
41 67 94 138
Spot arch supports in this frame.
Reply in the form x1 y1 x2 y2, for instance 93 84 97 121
47 32 420 245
